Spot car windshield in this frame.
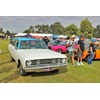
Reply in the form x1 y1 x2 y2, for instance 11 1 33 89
50 41 59 46
60 41 67 46
84 39 91 50
20 40 48 49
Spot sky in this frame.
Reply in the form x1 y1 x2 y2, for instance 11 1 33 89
0 16 100 33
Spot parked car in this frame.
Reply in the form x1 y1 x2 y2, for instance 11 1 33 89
48 41 67 53
60 41 78 51
82 42 100 61
74 39 100 61
8 37 67 76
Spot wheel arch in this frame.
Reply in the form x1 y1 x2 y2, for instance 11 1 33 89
56 48 62 53
17 59 21 68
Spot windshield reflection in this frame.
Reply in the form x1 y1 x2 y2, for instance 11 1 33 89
20 40 48 49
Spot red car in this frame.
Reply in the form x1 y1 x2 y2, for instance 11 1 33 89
48 41 67 53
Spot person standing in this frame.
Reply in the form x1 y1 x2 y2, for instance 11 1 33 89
87 43 94 65
77 35 85 66
87 38 97 65
43 36 49 45
66 35 76 66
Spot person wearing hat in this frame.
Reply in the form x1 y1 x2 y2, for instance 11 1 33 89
66 35 76 66
43 36 50 45
77 35 85 66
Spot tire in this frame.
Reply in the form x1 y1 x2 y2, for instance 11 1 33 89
19 62 27 76
52 69 59 73
56 49 62 53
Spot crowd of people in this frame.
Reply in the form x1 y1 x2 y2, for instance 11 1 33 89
42 35 99 66
66 35 99 66
0 35 10 40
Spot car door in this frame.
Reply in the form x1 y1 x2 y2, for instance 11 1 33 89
11 40 19 62
95 45 100 59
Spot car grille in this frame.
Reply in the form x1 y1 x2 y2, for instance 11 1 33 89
40 59 53 64
31 58 62 65
26 58 67 68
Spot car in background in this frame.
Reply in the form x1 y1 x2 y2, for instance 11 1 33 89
48 40 67 53
96 38 100 43
74 39 100 61
8 37 67 76
82 43 100 61
60 41 78 52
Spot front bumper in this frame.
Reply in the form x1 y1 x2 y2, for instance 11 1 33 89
24 64 67 72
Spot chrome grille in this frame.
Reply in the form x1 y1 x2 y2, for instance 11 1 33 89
31 58 62 65
26 58 66 68
40 59 53 64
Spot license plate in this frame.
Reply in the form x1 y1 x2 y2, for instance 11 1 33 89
43 68 51 71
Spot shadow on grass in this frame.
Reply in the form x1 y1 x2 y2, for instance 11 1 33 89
0 66 13 74
0 60 11 66
0 71 20 83
29 68 68 77
93 59 100 61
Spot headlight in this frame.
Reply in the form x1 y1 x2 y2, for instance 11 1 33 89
62 58 66 63
26 60 32 66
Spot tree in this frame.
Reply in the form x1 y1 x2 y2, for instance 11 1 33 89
23 29 31 33
50 22 65 34
0 27 4 34
6 30 10 35
93 25 100 38
34 24 50 33
29 25 34 33
41 25 50 33
80 18 94 38
34 24 42 33
65 24 78 36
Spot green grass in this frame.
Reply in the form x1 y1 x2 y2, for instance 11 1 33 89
0 39 100 83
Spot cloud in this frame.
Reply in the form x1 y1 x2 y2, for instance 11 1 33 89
0 16 100 33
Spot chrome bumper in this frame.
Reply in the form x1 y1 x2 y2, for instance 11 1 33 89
24 64 67 72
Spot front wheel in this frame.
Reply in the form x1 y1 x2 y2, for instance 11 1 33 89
19 63 27 76
56 49 62 53
52 69 59 73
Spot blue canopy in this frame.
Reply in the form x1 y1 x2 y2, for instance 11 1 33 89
91 37 97 42
51 34 58 38
24 33 32 37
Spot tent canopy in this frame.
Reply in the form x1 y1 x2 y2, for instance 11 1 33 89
24 33 32 37
15 33 27 36
57 35 67 38
0 33 4 36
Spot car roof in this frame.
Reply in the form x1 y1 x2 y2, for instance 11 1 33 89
11 37 39 41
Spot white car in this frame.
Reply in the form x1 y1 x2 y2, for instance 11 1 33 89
8 37 67 76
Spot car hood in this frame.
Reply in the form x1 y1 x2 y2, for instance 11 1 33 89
17 49 66 60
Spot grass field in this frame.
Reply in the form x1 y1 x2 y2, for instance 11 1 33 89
0 39 100 83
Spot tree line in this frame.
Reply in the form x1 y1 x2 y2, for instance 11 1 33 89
0 18 100 38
